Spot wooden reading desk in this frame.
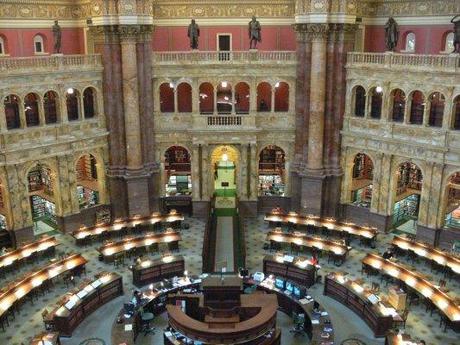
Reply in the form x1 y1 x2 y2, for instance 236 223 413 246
72 210 184 244
266 229 351 265
97 230 182 262
30 332 61 345
132 254 185 287
0 254 87 324
263 254 317 287
264 209 377 243
362 253 460 331
0 236 58 271
391 235 460 276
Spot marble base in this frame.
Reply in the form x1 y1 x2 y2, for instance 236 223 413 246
322 175 342 218
55 204 110 233
11 226 34 247
257 196 291 214
239 200 258 217
342 204 392 232
300 175 325 216
192 201 211 217
416 224 440 246
438 226 460 250
126 176 151 216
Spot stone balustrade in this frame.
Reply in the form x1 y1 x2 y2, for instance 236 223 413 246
347 52 460 72
152 51 297 65
154 113 294 132
0 54 103 74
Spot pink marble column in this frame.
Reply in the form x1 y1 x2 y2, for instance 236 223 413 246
306 24 329 172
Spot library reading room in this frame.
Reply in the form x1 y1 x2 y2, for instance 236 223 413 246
0 1 460 345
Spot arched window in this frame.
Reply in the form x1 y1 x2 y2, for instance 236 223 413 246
177 83 192 113
33 34 45 54
235 82 250 114
4 95 20 130
258 145 285 196
66 88 80 121
76 154 100 209
0 36 6 55
409 91 425 125
393 162 423 227
453 95 460 130
83 88 96 118
369 87 383 119
274 82 289 112
24 93 40 127
351 153 374 208
199 83 214 114
428 92 445 127
391 89 406 122
257 82 272 112
445 172 460 228
44 91 58 124
404 32 416 52
217 81 232 114
164 146 192 196
444 32 455 53
353 86 366 117
160 82 175 113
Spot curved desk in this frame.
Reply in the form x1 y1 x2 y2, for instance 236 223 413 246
166 293 278 344
0 236 58 270
44 272 123 336
72 211 184 244
98 230 182 262
30 332 61 345
132 255 185 287
0 254 87 322
264 210 378 242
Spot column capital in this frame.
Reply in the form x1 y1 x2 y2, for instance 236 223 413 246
306 23 330 41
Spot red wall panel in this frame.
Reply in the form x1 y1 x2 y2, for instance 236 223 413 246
364 25 453 54
151 25 296 51
0 28 85 57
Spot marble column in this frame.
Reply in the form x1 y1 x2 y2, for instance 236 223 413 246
191 144 201 201
306 24 328 172
119 26 143 170
240 144 248 200
0 94 7 131
249 143 258 200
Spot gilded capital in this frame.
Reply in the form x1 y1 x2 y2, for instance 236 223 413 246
306 23 329 41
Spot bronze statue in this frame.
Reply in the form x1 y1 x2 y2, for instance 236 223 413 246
451 15 460 53
248 16 261 49
52 20 62 54
188 19 200 50
384 17 399 51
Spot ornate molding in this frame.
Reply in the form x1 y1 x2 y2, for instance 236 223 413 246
306 23 329 41
358 0 460 18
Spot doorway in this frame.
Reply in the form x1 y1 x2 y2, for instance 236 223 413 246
217 34 231 61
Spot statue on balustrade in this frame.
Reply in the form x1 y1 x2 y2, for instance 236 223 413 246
188 19 200 50
452 15 460 53
384 17 399 52
52 20 62 54
249 16 262 49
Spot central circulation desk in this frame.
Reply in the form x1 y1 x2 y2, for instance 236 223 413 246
266 229 350 265
324 272 398 337
391 235 460 275
0 254 87 321
97 230 182 262
132 255 185 287
264 210 378 243
44 272 123 336
252 277 334 344
263 254 316 288
362 253 460 330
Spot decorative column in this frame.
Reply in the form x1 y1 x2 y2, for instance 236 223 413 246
249 143 258 200
38 99 46 126
300 23 329 216
0 93 7 131
191 144 201 201
239 144 248 200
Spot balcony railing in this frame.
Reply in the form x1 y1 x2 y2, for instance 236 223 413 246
347 52 460 72
152 51 296 64
0 54 103 73
207 115 242 126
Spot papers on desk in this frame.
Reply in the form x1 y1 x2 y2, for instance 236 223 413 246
321 311 328 317
91 279 102 288
283 255 294 263
367 294 380 305
299 298 312 305
311 319 320 324
124 324 133 331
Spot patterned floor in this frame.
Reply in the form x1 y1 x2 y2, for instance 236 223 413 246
0 215 458 345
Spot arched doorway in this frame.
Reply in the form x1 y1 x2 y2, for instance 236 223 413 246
445 172 460 229
164 146 192 196
258 145 285 196
350 153 374 208
211 146 239 198
76 154 100 209
392 162 423 232
27 164 57 234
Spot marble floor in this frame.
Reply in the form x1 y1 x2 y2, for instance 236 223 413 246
0 215 459 345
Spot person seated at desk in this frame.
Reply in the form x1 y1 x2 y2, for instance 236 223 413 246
311 254 319 266
382 248 394 260
132 290 142 306
313 301 320 313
